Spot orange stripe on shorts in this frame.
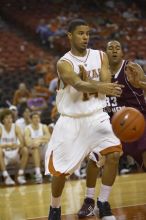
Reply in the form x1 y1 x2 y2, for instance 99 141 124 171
100 144 123 156
48 151 69 177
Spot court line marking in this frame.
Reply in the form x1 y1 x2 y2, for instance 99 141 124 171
27 203 146 219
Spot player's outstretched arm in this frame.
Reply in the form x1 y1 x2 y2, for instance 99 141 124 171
57 60 123 96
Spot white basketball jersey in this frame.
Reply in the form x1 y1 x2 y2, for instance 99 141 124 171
0 124 18 144
57 49 106 117
26 123 44 139
16 118 27 133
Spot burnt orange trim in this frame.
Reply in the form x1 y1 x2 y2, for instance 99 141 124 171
100 144 122 156
48 151 69 176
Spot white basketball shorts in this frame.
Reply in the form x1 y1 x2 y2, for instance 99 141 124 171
45 109 121 176
3 148 20 166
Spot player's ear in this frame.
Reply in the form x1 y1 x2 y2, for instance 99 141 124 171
67 32 72 40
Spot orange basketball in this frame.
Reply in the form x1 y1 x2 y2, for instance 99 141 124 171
111 107 145 143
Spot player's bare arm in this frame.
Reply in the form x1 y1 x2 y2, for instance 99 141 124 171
24 128 33 147
15 125 24 148
57 60 123 96
0 127 6 148
37 125 51 144
100 52 111 82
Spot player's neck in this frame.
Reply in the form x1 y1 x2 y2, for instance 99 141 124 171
25 118 31 125
70 48 87 57
4 124 12 132
32 123 39 130
110 60 123 75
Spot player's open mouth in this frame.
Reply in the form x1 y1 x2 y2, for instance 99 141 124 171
83 42 88 45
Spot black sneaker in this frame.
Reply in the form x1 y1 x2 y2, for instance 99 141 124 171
94 200 116 220
78 198 95 218
48 206 61 220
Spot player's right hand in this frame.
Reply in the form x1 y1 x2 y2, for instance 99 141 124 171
97 82 124 97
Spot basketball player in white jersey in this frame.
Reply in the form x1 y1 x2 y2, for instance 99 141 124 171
0 109 28 185
45 19 124 220
24 112 50 183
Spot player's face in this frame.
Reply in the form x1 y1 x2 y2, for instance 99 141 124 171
68 25 90 51
31 114 40 125
23 108 31 119
3 114 13 126
106 41 123 64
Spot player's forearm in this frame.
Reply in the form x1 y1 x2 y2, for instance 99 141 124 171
0 144 10 149
100 71 111 83
74 80 102 93
15 144 23 148
25 139 32 147
39 136 49 144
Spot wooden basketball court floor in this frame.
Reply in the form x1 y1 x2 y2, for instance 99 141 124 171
0 173 146 220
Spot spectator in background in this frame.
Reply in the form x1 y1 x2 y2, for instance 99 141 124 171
49 77 58 94
27 88 47 112
34 78 50 102
36 19 54 44
16 103 31 133
49 77 58 105
13 83 30 107
9 105 18 122
0 109 28 185
26 53 39 72
36 60 54 84
24 112 50 184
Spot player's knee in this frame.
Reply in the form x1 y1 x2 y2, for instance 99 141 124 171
106 152 121 164
21 146 29 156
89 152 105 168
88 158 97 168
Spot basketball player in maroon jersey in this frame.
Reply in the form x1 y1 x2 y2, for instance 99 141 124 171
78 40 146 219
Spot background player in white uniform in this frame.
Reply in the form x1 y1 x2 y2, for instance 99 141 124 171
16 104 31 133
46 19 124 220
0 109 28 185
25 112 50 183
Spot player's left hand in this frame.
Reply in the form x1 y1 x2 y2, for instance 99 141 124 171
125 62 143 87
79 65 88 81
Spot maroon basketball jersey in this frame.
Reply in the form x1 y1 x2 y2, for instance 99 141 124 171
105 60 146 117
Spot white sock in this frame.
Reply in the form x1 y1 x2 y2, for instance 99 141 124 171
98 184 112 202
86 187 95 199
51 195 61 208
35 167 41 175
2 170 9 178
18 169 24 176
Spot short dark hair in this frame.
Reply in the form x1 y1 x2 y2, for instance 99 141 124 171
68 19 88 33
30 111 40 119
0 109 13 124
18 102 30 117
